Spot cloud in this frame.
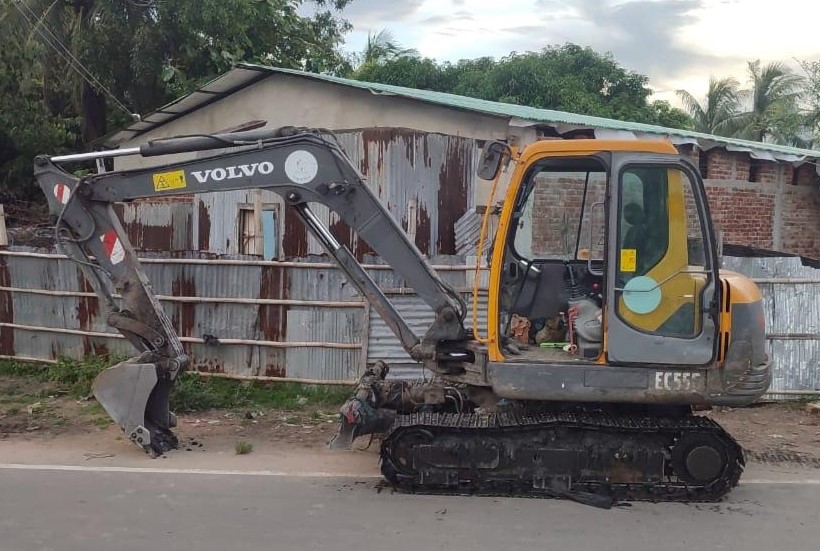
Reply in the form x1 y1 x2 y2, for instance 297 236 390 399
499 0 747 93
337 0 819 99
579 1 739 83
340 0 425 29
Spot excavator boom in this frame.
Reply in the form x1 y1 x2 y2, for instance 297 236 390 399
35 127 465 455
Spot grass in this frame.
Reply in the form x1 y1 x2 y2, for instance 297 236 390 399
0 360 36 378
0 358 353 413
0 356 114 398
234 440 254 455
170 374 352 413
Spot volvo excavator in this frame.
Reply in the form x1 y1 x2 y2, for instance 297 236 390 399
34 126 770 507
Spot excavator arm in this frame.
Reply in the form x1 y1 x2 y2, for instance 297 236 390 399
34 126 466 455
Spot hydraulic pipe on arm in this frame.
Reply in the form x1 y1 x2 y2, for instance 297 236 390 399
34 127 466 455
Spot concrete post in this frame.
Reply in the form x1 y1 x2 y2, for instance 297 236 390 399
773 165 785 250
0 205 7 246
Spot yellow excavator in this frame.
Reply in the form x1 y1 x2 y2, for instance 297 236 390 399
34 126 770 507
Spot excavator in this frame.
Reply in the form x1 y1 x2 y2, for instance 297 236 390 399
34 126 770 507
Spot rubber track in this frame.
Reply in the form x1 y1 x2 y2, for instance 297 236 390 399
380 410 745 502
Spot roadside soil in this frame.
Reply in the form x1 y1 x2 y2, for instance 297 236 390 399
702 402 820 467
2 375 820 471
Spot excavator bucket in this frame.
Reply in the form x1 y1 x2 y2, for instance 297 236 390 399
92 360 178 456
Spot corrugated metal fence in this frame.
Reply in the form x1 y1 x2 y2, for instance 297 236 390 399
0 247 487 383
722 256 820 398
2 247 819 396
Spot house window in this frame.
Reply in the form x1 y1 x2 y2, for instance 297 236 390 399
239 207 278 260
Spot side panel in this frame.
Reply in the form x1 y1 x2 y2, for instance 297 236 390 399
711 273 770 404
487 362 711 405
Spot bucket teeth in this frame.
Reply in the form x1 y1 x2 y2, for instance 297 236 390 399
92 360 178 456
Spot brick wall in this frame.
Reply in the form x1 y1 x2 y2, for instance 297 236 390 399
700 148 820 258
779 185 820 256
703 149 751 181
531 173 605 257
703 181 776 250
794 164 820 187
527 146 820 260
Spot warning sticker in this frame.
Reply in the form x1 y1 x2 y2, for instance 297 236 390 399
100 230 126 265
53 183 71 205
152 170 187 192
621 249 637 272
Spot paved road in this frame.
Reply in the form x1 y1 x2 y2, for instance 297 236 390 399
1 466 818 551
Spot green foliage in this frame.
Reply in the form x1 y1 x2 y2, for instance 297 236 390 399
0 358 352 412
44 356 113 397
170 374 352 412
1 356 115 398
798 59 820 147
649 101 692 131
357 29 418 66
734 60 805 143
235 440 254 455
677 60 818 146
0 0 353 206
351 44 692 129
0 359 38 378
0 23 81 206
677 77 742 136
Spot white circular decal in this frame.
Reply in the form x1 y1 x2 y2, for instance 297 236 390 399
284 150 318 184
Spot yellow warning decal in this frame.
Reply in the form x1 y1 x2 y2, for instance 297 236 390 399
621 249 637 272
152 170 187 192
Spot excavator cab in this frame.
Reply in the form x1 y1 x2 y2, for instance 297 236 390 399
488 141 718 367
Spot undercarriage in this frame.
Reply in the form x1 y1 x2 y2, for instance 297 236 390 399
332 363 744 508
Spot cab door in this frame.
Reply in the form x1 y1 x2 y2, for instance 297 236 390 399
605 154 719 366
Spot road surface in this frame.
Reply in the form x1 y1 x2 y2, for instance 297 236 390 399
0 464 818 551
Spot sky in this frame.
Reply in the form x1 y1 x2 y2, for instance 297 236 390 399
336 0 820 106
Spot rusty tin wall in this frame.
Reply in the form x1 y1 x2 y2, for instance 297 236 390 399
10 247 818 394
192 128 479 259
1 248 479 383
113 200 193 252
0 249 294 376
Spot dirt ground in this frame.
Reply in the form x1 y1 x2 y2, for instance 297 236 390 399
0 375 349 451
702 402 820 467
2 374 820 470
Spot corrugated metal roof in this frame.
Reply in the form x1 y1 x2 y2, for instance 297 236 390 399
102 63 820 166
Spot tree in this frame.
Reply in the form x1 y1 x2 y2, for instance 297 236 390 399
735 60 804 142
3 0 353 143
352 56 453 90
360 29 417 65
649 100 692 130
676 77 742 135
348 28 419 79
351 43 691 130
798 58 820 147
0 6 80 207
0 0 353 210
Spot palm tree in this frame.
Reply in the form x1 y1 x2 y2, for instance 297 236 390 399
360 29 417 65
676 77 741 136
735 60 805 142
